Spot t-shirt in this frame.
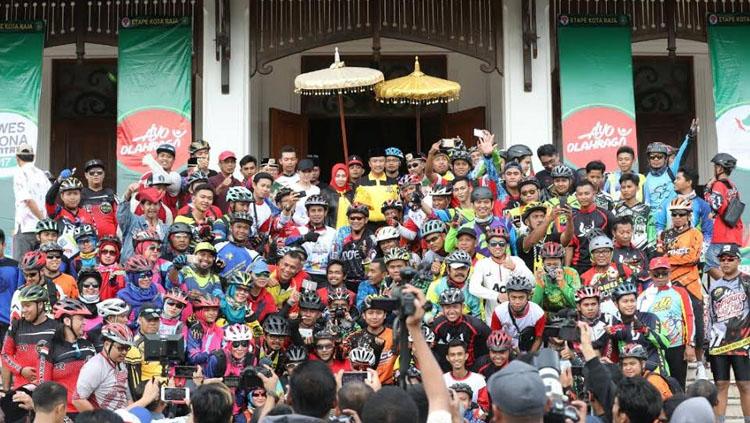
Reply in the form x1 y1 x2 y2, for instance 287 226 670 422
707 273 750 356
490 302 546 351
443 371 486 402
52 273 79 299
74 352 131 411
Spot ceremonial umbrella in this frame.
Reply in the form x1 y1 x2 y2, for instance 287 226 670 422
294 48 384 163
374 56 461 152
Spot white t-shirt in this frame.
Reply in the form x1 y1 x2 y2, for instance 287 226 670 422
290 182 321 226
74 353 131 410
442 371 486 402
13 162 51 233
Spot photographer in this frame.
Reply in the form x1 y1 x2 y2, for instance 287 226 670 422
574 286 618 358
531 241 581 314
430 287 490 371
322 287 358 339
125 302 167 393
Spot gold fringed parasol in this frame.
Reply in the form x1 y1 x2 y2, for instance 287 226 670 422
294 48 384 162
375 56 461 152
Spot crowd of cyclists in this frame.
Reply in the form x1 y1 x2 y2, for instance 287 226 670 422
3 121 749 423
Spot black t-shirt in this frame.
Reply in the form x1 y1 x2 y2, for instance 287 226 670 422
81 187 116 206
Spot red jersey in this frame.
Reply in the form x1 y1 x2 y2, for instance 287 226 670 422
706 179 744 245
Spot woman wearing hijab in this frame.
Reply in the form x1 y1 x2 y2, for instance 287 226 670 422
322 163 355 229
96 236 126 300
116 255 165 321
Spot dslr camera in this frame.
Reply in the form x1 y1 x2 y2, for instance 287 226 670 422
534 349 579 423
369 268 418 317
543 310 580 342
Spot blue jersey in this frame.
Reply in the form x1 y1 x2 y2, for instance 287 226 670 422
0 258 21 325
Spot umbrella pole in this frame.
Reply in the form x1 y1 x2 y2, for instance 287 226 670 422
416 104 422 153
337 93 350 164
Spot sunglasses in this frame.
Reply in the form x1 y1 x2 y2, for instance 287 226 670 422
100 249 118 256
648 154 665 160
23 272 39 278
166 301 185 309
252 391 267 398
46 254 62 260
146 244 160 251
88 170 104 176
137 272 153 279
491 348 510 353
285 362 301 370
408 162 421 169
652 271 670 278
315 344 334 351
232 340 250 348
670 212 689 217
488 240 507 248
719 256 738 262
82 283 99 289
349 216 365 221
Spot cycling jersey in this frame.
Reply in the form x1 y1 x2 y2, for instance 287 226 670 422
594 191 614 211
655 192 713 246
637 283 694 347
288 224 336 277
431 314 491 371
445 217 518 258
177 266 222 296
659 227 703 299
1 318 58 388
531 267 581 314
39 338 96 413
604 170 646 202
644 135 689 216
215 240 261 277
186 321 224 365
611 201 654 253
490 302 546 352
468 256 534 324
569 204 614 274
707 273 750 356
331 227 377 286
472 354 506 379
345 327 397 384
74 352 130 410
608 311 670 375
705 178 744 245
426 277 482 321
352 173 399 223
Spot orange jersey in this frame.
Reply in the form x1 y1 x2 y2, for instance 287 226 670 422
660 227 703 299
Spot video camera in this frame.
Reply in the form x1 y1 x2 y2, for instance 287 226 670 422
369 267 419 317
238 357 275 390
143 334 185 362
543 310 580 342
534 348 580 423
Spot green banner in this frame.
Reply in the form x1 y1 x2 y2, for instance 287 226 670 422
708 13 750 258
557 15 638 171
117 16 192 192
0 20 45 254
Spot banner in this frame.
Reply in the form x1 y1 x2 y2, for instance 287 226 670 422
708 13 750 260
0 21 45 254
117 16 192 192
557 15 638 171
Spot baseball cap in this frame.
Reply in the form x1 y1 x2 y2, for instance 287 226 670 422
456 226 477 240
306 154 320 166
348 155 364 166
718 243 741 258
253 259 270 276
84 159 105 172
649 256 671 270
138 303 161 319
16 143 34 155
219 151 237 161
487 360 546 417
298 158 315 171
136 186 164 204
156 143 176 156
406 152 426 163
261 158 279 168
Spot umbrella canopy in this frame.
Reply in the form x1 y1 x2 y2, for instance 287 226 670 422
294 47 384 95
374 56 461 105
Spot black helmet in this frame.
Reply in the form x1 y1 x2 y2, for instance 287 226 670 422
711 153 737 171
439 287 465 305
612 282 638 301
505 144 533 162
262 314 290 336
169 222 193 236
299 291 324 311
471 186 494 202
286 345 308 363
347 203 370 218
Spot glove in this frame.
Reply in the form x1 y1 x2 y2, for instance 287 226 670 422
214 258 226 271
58 168 72 180
303 231 320 243
244 307 258 323
173 254 188 269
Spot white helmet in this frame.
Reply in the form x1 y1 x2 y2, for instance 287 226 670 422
96 298 131 318
375 226 400 243
224 323 253 342
349 346 376 366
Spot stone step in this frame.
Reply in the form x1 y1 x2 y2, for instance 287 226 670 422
685 365 746 421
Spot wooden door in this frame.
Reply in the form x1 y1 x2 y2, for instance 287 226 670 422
51 119 116 182
441 107 486 147
269 108 308 159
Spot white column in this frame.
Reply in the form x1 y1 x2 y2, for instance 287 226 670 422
200 0 251 162
502 0 554 170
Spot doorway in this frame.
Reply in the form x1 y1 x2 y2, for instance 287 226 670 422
51 59 117 188
633 56 697 173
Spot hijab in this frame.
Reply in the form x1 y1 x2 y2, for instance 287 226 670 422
329 163 351 193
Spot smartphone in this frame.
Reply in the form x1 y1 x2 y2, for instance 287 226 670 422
223 376 240 388
161 387 190 404
187 157 198 168
302 280 318 292
560 195 568 207
173 365 198 378
473 128 484 138
341 371 369 385
441 138 455 149
295 190 306 197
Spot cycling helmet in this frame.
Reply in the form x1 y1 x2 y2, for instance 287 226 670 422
668 197 692 212
540 242 565 259
263 314 290 336
505 145 533 162
471 186 494 202
612 282 638 301
487 330 513 351
522 202 548 222
73 224 96 242
485 226 510 241
125 255 152 273
39 241 63 253
347 203 369 218
164 287 189 305
421 219 447 237
398 174 420 188
224 324 253 342
194 242 217 255
20 251 45 271
588 235 614 253
711 153 737 170
286 345 308 363
328 287 351 302
383 246 410 264
77 267 102 285
97 298 130 317
299 291 324 311
225 186 253 203
230 212 254 225
431 184 453 196
304 194 329 209
227 272 253 289
99 236 121 249
445 250 472 268
189 139 211 154
439 287 465 305
187 170 209 186
620 343 648 361
349 347 376 366
192 294 220 309
314 328 337 341
18 284 48 303
550 165 575 180
53 298 92 319
519 178 541 190
385 147 404 159
59 177 83 192
376 226 401 243
505 274 533 293
132 229 161 247
646 142 669 155
169 222 193 236
35 218 59 234
575 286 601 303
450 383 474 398
381 199 404 214
450 149 473 165
101 322 135 346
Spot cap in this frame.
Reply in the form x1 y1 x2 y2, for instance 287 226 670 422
156 143 176 157
16 143 34 155
138 303 162 319
261 158 279 168
649 256 671 270
456 226 477 239
136 186 164 204
219 151 237 162
348 155 364 166
487 360 546 417
406 152 427 163
298 159 315 171
306 154 320 166
718 243 742 258
504 162 523 173
147 173 171 186
670 397 714 423
368 146 386 158
253 259 270 276
84 159 105 172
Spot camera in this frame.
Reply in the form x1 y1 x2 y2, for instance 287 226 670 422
369 268 418 317
144 334 185 362
240 358 274 389
533 349 579 423
334 307 347 319
543 311 580 342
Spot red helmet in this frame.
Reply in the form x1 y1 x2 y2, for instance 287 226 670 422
125 255 152 273
192 294 220 309
487 330 512 351
540 242 565 259
20 251 45 271
101 323 135 346
575 286 601 303
485 226 509 241
164 287 189 305
53 298 92 319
